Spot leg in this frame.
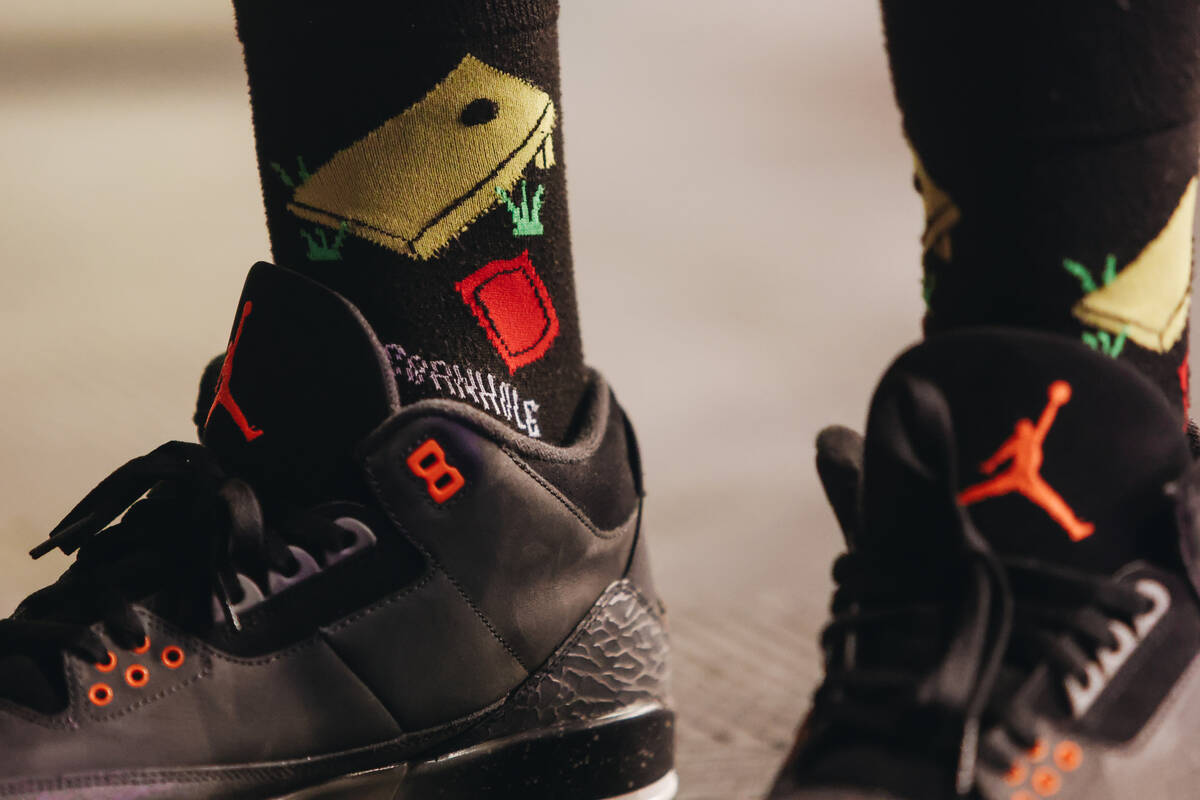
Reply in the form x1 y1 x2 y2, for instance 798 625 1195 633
0 5 673 796
233 0 587 442
882 0 1200 419
1026 479 1095 542
956 474 1018 506
771 4 1200 798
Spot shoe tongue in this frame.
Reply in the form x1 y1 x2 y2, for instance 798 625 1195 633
860 329 1189 573
201 263 399 503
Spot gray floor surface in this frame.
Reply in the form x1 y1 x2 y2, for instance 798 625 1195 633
0 2 1045 798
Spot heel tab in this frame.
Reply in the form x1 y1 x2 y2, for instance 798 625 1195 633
618 396 646 498
623 501 664 615
815 425 864 547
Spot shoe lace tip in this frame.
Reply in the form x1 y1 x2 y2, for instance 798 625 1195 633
214 576 244 633
955 718 979 796
28 540 56 560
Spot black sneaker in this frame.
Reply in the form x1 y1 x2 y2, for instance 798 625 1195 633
770 329 1200 800
0 263 675 800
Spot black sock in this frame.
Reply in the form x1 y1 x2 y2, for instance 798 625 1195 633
881 0 1200 421
232 0 585 443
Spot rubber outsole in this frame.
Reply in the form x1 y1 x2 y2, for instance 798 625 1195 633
275 768 680 800
276 705 676 800
0 705 675 800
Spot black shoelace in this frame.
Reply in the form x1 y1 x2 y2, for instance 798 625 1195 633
974 558 1152 768
0 441 349 665
812 546 1153 794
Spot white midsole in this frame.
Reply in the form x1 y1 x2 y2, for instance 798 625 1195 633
602 771 679 800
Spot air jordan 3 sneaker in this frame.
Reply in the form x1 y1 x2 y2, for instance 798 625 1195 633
771 329 1200 800
0 262 675 799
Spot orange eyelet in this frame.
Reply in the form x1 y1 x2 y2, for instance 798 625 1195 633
125 664 150 688
161 646 185 669
1027 739 1049 763
1031 766 1061 796
95 651 117 673
1004 761 1028 786
132 637 151 655
1053 740 1083 772
88 683 114 706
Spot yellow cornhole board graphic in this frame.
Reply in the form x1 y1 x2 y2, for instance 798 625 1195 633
288 55 557 261
1073 177 1196 354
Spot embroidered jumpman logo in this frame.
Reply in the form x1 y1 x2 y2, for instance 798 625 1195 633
957 380 1094 541
205 301 264 442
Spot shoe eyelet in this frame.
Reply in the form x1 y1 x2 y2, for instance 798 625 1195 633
88 683 114 706
125 664 150 688
1027 739 1048 763
1053 740 1083 772
95 651 118 673
1004 760 1027 786
132 637 151 655
268 546 321 595
1031 766 1061 795
161 646 185 669
327 517 377 566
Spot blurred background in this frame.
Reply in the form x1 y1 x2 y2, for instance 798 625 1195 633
0 2 926 797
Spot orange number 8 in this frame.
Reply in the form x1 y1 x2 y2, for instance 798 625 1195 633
406 439 465 503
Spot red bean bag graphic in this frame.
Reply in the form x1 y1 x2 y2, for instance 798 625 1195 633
456 250 560 374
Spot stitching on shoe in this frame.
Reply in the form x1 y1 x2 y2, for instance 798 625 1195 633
363 462 527 670
440 566 528 670
502 447 634 541
144 614 322 669
321 568 437 634
356 372 610 467
468 579 667 737
84 663 215 724
0 571 515 729
0 703 499 795
0 696 76 728
80 618 214 722
515 580 655 691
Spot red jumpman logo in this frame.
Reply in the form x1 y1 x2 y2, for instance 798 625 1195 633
957 380 1093 541
205 301 264 442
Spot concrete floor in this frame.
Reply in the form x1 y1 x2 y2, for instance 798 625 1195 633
0 2 928 797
